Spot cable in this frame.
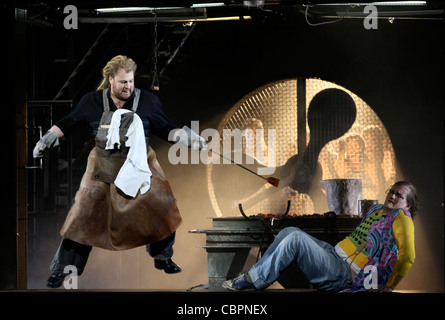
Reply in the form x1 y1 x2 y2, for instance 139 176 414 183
151 10 160 91
304 4 345 26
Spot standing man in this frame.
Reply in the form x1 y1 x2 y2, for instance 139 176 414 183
33 55 206 288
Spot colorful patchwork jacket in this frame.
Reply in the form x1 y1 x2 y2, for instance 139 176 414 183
341 204 414 292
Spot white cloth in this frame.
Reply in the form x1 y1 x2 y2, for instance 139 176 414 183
105 109 152 197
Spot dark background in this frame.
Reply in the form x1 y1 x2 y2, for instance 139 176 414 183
3 2 444 291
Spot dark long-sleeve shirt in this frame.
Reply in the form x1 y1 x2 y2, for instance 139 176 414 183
55 89 178 141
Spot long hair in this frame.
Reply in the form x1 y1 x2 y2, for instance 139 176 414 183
97 55 137 91
392 180 419 219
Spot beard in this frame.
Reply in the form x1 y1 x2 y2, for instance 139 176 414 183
111 85 133 101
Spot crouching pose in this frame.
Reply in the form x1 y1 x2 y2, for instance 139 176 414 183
223 181 417 292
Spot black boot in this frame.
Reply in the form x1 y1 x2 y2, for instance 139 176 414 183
46 272 67 288
154 259 182 274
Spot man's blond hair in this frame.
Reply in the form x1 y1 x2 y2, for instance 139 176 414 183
97 55 137 90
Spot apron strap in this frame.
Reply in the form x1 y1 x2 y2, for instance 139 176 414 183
132 88 141 112
102 88 110 112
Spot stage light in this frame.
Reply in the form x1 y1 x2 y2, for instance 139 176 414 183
95 3 226 13
95 7 167 13
243 1 265 7
207 78 397 217
370 1 427 5
191 2 226 8
318 1 426 5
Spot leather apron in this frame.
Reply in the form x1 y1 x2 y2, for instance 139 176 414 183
60 88 182 251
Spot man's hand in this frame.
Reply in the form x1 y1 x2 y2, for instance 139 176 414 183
33 129 60 158
176 126 207 151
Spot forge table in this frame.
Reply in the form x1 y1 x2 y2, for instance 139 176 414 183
190 215 362 290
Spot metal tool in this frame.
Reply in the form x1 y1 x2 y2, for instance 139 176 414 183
209 149 280 188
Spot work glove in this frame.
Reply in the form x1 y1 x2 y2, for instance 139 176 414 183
33 129 60 158
176 126 207 151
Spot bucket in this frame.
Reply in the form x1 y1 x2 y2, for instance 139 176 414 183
322 179 362 216
358 199 378 218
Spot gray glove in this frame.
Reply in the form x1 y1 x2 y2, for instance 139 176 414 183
176 126 207 151
33 129 60 158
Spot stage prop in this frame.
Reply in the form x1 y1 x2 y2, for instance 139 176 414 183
193 77 394 290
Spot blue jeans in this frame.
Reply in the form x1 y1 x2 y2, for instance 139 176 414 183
249 227 352 291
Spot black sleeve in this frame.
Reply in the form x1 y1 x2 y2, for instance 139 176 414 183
140 91 179 142
54 92 102 136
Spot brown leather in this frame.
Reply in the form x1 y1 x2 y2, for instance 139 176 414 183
60 146 182 251
92 146 128 184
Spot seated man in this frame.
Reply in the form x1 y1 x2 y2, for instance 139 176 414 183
223 181 417 292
